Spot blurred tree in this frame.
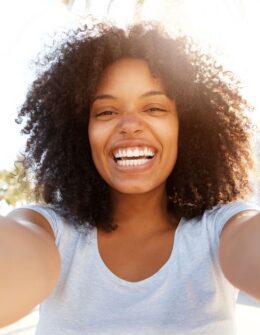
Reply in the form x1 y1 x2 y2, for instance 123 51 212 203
61 0 90 11
61 0 147 22
0 162 35 206
61 0 75 7
133 0 145 22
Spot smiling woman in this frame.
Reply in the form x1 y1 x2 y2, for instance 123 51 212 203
1 21 260 334
13 22 256 229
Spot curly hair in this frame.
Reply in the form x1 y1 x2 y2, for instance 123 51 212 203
16 21 254 233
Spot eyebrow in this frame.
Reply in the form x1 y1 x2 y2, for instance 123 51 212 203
92 90 167 103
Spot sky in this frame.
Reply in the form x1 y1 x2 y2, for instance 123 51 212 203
0 0 259 171
0 0 71 170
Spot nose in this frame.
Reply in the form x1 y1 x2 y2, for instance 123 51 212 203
117 112 144 136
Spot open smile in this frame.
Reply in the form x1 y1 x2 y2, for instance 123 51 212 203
113 146 155 165
111 146 158 172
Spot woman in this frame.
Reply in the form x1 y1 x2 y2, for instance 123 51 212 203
0 22 260 334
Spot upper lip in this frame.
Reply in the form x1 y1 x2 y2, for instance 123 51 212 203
109 140 158 157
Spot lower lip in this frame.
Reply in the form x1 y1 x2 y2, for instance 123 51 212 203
111 155 157 173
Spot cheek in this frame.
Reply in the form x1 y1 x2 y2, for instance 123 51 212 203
157 117 178 142
161 123 179 164
88 123 110 171
88 124 102 162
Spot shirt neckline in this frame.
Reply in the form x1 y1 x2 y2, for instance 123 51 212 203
93 217 184 288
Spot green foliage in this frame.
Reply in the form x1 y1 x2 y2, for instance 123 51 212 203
61 0 74 5
0 163 35 206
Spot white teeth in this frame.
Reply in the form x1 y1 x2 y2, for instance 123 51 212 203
117 159 149 167
113 147 155 159
133 148 139 157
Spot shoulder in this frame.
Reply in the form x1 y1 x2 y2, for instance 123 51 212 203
7 203 65 244
202 200 260 236
181 201 260 251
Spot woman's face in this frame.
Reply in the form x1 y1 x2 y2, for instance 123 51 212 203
88 58 179 195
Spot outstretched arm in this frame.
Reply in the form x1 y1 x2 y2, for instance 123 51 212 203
0 210 61 327
219 210 260 300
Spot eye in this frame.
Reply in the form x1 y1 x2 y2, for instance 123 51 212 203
95 110 117 119
97 111 114 116
146 107 167 113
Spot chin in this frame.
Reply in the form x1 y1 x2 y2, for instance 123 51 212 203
111 182 162 195
115 187 149 195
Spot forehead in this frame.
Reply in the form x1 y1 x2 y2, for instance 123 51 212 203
95 58 165 94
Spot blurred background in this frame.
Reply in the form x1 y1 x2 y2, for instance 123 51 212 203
0 0 259 334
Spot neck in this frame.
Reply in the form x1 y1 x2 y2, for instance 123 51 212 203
110 185 177 237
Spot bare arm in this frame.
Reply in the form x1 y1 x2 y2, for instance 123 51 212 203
219 211 260 300
0 209 61 327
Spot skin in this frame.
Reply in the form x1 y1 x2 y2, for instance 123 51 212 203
88 59 179 239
